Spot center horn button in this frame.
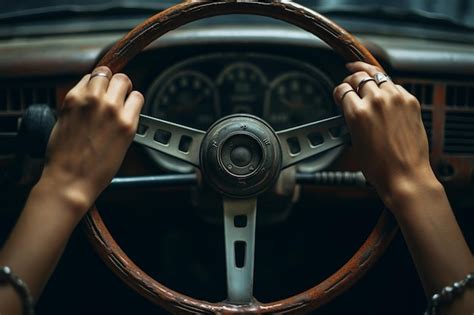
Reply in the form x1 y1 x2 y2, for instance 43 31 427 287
201 114 282 198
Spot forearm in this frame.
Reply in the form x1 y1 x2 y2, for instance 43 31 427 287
387 176 474 314
0 177 88 314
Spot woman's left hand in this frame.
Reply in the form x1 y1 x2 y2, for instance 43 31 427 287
41 66 144 216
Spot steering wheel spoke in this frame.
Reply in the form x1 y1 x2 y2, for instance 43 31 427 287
277 115 349 169
134 114 206 167
223 197 257 304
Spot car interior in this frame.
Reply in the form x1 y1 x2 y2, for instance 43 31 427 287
0 0 473 314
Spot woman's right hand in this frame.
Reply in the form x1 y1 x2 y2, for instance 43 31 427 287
40 66 144 216
333 62 439 210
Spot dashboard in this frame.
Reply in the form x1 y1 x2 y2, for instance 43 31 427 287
0 26 473 190
144 53 341 173
0 15 473 315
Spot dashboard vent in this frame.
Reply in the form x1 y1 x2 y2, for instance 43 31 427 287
402 82 434 106
445 84 474 108
0 87 56 114
0 86 56 155
444 112 474 155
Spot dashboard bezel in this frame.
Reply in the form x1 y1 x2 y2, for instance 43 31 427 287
143 52 343 173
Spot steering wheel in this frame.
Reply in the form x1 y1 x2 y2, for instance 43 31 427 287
83 1 398 313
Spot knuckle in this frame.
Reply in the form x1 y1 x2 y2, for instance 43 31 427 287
343 73 357 83
118 118 136 136
85 92 100 105
64 91 80 106
370 92 386 105
354 71 369 80
390 92 405 105
333 85 344 97
113 73 132 86
407 95 421 109
103 102 119 117
345 72 370 85
351 105 370 120
131 90 144 103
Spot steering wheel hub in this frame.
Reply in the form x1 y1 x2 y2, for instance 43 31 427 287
221 133 263 176
201 114 282 198
229 143 254 168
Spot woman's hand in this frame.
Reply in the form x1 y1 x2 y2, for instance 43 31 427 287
0 67 144 314
40 66 144 216
333 62 474 315
333 62 438 210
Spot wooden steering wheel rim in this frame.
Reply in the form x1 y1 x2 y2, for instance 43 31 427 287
84 1 399 313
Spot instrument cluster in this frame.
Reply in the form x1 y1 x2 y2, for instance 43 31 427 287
145 53 341 173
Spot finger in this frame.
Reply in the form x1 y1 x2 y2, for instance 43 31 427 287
88 66 112 95
123 91 144 126
333 83 362 118
343 71 379 98
61 74 91 110
347 62 397 93
346 61 382 76
105 73 133 106
70 74 91 94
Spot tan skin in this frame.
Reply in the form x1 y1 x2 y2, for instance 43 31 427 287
0 66 144 314
0 63 472 314
334 62 474 314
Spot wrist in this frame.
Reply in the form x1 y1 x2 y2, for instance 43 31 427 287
380 168 444 216
32 174 93 221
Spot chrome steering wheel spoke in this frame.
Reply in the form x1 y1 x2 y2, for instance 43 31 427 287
277 115 349 169
223 197 257 304
134 114 206 167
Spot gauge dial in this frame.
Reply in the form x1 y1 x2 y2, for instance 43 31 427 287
217 62 268 116
265 72 336 131
152 71 219 130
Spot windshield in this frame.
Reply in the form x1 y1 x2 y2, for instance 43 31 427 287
1 0 473 28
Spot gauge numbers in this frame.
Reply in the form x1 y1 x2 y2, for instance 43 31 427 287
152 71 219 130
217 62 268 116
265 71 340 172
265 72 335 131
145 54 342 173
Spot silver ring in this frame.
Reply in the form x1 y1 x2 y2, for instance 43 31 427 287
340 89 356 103
90 72 110 80
356 77 376 94
374 72 391 86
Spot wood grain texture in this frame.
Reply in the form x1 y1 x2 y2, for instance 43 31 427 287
85 1 397 313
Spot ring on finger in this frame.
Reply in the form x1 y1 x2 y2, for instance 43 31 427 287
356 77 377 94
340 89 356 103
90 72 111 80
373 72 391 86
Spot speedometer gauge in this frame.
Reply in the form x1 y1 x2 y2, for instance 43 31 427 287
265 72 336 131
151 71 219 130
217 62 268 116
145 70 219 173
265 71 341 172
